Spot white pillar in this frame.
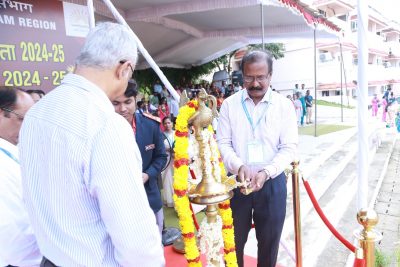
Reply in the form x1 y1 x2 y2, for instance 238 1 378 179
357 0 369 210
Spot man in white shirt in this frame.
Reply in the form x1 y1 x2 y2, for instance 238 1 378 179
217 50 298 267
19 22 164 267
0 86 40 267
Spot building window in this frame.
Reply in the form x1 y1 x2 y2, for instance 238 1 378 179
319 51 333 62
335 90 341 96
318 9 327 17
351 21 357 31
322 91 330 96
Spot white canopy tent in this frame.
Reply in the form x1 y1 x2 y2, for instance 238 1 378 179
65 0 340 70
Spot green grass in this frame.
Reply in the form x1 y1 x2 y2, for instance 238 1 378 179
298 124 353 136
316 99 354 109
375 248 392 267
164 206 206 230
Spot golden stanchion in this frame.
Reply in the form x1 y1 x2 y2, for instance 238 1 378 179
354 209 382 267
291 161 303 267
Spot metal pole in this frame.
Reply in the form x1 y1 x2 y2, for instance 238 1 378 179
87 0 95 29
339 41 344 122
291 162 303 267
355 209 382 267
357 0 369 210
314 26 317 137
261 3 265 50
102 0 180 102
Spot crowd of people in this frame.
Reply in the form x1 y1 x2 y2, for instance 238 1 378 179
371 87 400 131
0 22 298 267
286 84 313 127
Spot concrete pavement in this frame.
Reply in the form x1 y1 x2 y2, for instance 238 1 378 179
243 104 399 266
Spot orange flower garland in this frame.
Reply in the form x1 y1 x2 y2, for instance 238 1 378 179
173 100 237 267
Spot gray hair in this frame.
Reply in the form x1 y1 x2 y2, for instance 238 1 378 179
75 22 138 69
240 50 273 75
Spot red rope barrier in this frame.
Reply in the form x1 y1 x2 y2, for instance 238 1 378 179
302 178 356 253
353 257 366 267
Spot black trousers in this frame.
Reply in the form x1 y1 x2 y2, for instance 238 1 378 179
230 172 287 267
40 257 58 267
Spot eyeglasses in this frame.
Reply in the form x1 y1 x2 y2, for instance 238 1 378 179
0 107 24 121
119 60 134 78
243 75 269 83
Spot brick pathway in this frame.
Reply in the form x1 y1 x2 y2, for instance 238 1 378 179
374 138 400 266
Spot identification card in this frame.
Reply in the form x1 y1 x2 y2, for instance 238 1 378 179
246 140 265 164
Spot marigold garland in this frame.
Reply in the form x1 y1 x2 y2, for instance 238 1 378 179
173 100 238 267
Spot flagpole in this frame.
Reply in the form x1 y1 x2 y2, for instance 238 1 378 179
357 0 369 210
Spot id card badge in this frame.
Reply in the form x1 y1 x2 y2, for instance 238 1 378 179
246 140 265 165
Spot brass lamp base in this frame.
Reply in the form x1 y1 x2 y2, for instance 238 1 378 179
190 191 233 205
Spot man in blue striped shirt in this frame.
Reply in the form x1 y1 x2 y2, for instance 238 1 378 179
19 22 165 266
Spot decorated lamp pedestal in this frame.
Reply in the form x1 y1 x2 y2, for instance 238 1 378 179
172 89 238 267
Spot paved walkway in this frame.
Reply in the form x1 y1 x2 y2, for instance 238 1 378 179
374 138 400 266
244 104 400 266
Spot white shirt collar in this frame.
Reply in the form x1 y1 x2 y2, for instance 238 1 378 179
0 137 18 157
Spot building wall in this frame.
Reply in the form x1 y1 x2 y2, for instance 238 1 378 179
272 43 315 93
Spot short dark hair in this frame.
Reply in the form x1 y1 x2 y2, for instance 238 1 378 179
162 116 172 124
240 50 273 75
137 100 144 108
124 79 138 98
0 86 20 110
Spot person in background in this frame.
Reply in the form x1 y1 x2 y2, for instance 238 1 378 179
161 116 175 208
382 96 388 123
305 89 313 124
19 22 164 266
26 89 45 103
371 94 379 117
233 82 242 93
160 85 169 99
294 83 299 93
298 91 306 126
294 92 303 126
217 50 298 267
0 86 41 267
387 92 397 127
149 91 160 113
136 100 145 114
153 80 163 96
219 80 227 96
217 91 224 111
167 92 179 124
113 80 167 236
158 97 170 131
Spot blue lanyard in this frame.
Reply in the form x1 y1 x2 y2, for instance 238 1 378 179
0 147 19 164
241 90 271 135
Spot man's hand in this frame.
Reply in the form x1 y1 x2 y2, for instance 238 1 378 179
238 165 252 194
250 171 269 192
237 165 251 184
142 173 149 184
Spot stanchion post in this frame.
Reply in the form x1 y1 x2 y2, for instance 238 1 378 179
291 161 303 267
354 209 382 267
